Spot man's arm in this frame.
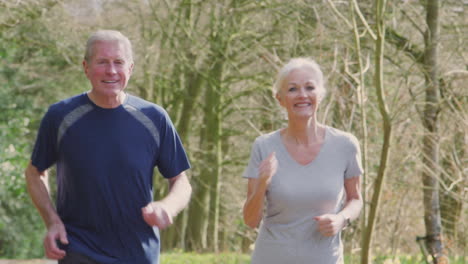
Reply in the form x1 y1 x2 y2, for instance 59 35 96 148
25 161 68 259
142 171 192 229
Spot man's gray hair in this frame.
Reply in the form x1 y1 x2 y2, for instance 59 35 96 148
84 30 133 63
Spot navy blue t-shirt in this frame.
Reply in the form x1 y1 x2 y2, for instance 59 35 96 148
31 93 190 264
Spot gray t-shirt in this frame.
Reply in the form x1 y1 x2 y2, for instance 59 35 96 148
243 126 363 264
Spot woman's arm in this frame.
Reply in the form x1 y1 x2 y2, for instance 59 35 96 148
314 175 363 236
338 176 363 224
243 152 277 229
243 178 268 228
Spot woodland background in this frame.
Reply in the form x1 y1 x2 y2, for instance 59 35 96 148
0 0 466 263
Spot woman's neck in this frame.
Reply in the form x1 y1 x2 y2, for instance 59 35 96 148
285 117 324 146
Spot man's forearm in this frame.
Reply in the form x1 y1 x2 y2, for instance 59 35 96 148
158 172 192 217
25 162 61 228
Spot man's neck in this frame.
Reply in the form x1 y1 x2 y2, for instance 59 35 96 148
87 91 126 109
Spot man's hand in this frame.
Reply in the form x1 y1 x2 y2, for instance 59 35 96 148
43 221 68 260
313 214 346 237
142 201 174 229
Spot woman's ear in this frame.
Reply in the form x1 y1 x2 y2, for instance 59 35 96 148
275 92 282 105
317 90 325 104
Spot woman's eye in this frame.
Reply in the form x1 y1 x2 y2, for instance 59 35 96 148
306 86 315 90
288 87 297 92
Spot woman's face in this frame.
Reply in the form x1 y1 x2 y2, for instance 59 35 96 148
276 67 323 119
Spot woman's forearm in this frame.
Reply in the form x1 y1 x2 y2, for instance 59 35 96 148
243 179 268 228
338 197 363 222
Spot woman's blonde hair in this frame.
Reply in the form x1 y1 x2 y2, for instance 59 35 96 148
273 58 326 100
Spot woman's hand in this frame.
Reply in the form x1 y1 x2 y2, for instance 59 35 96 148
313 214 346 237
257 152 278 188
243 152 278 228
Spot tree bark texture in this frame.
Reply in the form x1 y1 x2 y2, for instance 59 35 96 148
361 0 393 263
422 1 448 263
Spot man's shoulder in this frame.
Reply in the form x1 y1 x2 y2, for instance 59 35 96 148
46 93 89 117
125 94 168 118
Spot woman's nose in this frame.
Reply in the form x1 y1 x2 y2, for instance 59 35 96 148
297 87 307 97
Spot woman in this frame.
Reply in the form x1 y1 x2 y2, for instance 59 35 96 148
243 58 363 264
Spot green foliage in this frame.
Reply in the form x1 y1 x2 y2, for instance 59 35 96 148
0 77 45 258
0 0 466 259
0 30 48 255
1 25 44 256
0 254 465 263
161 252 250 264
0 1 83 257
160 253 467 264
365 255 466 264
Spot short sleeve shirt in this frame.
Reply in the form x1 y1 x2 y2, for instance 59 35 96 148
31 93 190 264
243 126 362 264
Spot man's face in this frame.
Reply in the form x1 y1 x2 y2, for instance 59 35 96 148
83 41 134 98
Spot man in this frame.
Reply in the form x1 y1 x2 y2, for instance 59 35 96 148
25 30 192 264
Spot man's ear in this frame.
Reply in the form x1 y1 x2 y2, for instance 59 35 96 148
129 63 134 75
82 60 88 75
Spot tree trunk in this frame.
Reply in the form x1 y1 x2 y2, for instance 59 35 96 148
439 78 465 244
361 0 393 263
207 57 224 252
162 57 203 250
186 80 220 250
439 131 464 241
351 3 370 261
421 1 448 263
186 10 227 249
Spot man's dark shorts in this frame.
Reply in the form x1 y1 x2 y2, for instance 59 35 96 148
59 251 102 264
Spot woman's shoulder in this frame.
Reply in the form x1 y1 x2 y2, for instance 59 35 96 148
326 126 360 147
253 129 281 144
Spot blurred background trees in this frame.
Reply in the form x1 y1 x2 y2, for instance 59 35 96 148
0 0 466 262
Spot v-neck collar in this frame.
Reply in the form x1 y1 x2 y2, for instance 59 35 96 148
276 126 329 168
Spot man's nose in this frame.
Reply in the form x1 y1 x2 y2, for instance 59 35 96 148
106 63 117 74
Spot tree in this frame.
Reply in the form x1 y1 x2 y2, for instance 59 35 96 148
360 0 394 263
421 0 448 262
1 0 466 259
0 0 84 257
